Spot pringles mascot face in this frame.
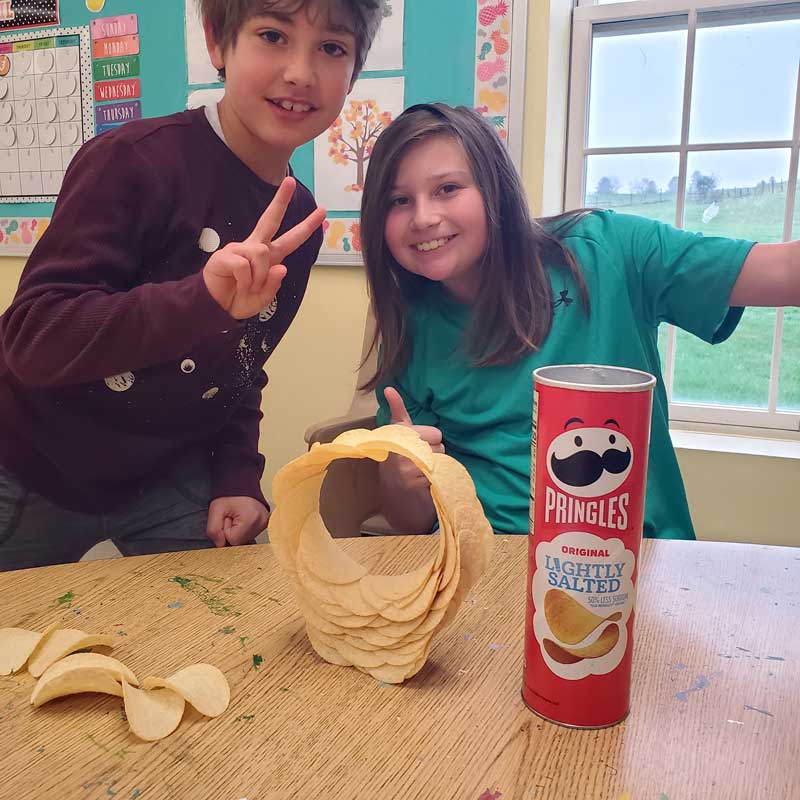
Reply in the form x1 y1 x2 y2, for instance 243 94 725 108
546 417 633 499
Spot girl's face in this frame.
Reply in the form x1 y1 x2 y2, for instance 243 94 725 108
384 135 488 303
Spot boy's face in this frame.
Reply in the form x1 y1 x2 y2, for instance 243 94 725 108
206 1 357 176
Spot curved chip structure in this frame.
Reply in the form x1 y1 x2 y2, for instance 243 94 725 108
269 424 494 684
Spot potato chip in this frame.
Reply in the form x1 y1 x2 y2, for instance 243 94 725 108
141 663 229 717
544 589 622 646
123 680 185 741
298 512 368 585
32 669 126 706
269 424 494 683
31 653 138 707
0 628 43 676
0 623 62 675
28 628 115 677
543 623 621 664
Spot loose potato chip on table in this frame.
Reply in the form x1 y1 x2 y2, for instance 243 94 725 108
268 424 494 684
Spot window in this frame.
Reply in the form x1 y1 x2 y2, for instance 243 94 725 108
566 0 800 432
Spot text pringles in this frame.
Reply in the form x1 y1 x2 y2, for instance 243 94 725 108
523 365 655 728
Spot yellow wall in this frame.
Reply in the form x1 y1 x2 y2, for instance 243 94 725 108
1 8 798 547
0 258 24 305
258 265 368 495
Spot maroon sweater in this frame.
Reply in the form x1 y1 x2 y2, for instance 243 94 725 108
0 108 322 512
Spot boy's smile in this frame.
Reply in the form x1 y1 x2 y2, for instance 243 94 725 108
385 136 489 304
206 1 357 184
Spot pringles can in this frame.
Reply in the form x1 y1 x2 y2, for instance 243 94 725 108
522 364 656 728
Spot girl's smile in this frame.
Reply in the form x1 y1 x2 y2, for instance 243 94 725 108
385 135 488 303
411 234 457 253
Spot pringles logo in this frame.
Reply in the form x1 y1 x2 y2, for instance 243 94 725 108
544 417 633 530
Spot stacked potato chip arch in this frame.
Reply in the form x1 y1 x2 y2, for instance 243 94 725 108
268 425 494 684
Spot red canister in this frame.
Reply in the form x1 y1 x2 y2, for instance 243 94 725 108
522 364 656 728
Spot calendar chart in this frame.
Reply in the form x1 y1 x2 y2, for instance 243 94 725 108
0 27 93 202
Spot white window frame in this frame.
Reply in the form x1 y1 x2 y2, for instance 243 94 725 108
566 0 800 434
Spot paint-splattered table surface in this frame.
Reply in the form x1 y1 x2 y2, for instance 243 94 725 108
0 536 797 800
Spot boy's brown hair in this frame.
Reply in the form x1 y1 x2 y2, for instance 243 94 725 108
200 0 383 81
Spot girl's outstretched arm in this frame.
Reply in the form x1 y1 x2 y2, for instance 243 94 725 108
729 240 800 307
378 387 440 534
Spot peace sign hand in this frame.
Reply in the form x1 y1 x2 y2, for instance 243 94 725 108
203 177 326 320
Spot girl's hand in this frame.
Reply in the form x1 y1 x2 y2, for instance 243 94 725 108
383 387 444 490
203 177 326 320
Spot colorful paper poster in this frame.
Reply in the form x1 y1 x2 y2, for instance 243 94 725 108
362 0 403 72
0 1 59 32
313 76 404 212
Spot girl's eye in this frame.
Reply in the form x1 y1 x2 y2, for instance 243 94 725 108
262 30 285 44
439 184 460 195
389 196 408 208
322 42 347 57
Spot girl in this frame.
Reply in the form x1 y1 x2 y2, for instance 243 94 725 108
359 103 800 539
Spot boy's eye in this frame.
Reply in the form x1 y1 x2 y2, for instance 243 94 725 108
261 30 285 44
321 42 347 57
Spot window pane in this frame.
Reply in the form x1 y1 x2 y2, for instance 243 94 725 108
778 309 800 411
584 152 679 223
672 309 776 408
588 19 687 148
684 149 792 242
690 7 800 144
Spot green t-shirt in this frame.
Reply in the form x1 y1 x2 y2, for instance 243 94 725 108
376 210 755 539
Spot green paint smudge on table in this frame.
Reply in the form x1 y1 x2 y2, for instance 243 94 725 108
169 576 241 617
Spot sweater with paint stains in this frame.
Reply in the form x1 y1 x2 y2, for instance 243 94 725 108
0 108 322 512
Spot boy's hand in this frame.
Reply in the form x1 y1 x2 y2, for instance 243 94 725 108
203 176 326 320
207 496 269 547
382 387 444 490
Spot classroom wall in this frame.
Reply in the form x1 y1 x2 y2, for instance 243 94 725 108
1 9 797 547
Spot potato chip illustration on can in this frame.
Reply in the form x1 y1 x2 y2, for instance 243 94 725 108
522 364 656 728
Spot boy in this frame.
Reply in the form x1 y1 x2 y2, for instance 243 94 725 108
0 0 383 571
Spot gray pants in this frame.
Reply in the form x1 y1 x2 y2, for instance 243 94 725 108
0 452 215 572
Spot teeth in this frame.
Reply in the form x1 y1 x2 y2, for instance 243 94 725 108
277 100 311 113
415 237 449 252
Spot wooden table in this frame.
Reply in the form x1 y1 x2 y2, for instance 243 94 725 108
0 536 797 800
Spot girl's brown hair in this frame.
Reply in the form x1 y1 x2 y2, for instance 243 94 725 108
199 0 383 80
359 103 590 391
